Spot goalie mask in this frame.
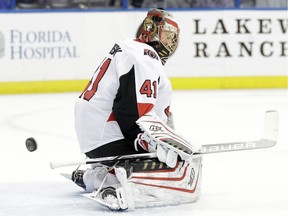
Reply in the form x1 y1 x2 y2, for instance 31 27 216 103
139 8 180 65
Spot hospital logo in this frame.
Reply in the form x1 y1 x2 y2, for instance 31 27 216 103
0 31 4 59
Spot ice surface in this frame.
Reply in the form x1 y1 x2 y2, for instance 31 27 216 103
0 89 287 216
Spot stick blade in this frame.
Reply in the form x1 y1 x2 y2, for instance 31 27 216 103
262 110 279 142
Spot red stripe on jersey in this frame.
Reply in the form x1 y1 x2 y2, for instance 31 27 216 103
137 103 154 117
164 106 170 117
107 112 116 122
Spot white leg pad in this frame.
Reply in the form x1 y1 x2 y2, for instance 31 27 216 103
115 167 135 210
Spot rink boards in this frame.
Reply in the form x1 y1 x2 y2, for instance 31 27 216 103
0 10 287 93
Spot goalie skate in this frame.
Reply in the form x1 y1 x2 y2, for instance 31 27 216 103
82 186 128 210
79 166 134 210
71 170 86 190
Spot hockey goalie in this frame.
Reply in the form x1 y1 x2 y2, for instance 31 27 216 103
72 8 203 210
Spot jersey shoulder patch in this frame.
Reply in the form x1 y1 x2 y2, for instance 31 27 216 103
144 49 159 61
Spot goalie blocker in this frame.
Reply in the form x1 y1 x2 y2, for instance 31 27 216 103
135 114 201 168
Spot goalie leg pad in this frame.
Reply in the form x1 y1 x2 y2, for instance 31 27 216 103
114 167 135 210
83 164 119 192
126 156 203 208
82 165 135 210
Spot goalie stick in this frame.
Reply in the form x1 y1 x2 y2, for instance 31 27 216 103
50 152 157 169
50 110 278 169
198 110 278 154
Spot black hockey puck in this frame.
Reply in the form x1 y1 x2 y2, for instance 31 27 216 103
25 137 37 152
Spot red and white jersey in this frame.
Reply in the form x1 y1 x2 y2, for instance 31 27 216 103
74 39 172 153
